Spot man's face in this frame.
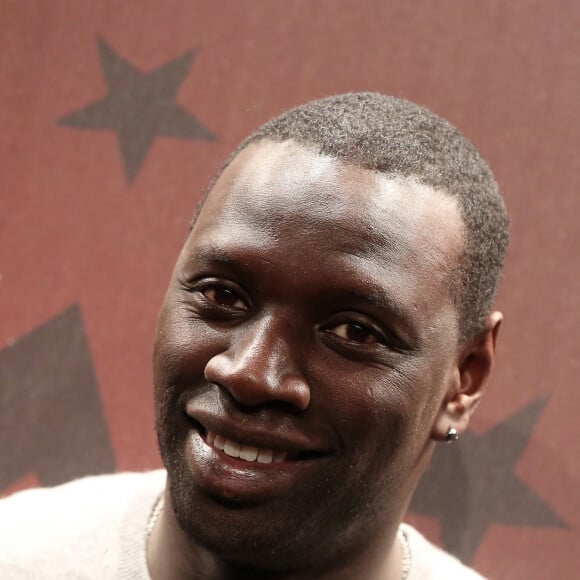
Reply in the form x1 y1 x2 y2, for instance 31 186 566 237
153 140 464 568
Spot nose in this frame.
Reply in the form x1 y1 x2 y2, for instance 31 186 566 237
204 314 311 412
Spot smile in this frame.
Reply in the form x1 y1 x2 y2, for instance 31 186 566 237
207 431 288 464
182 415 335 502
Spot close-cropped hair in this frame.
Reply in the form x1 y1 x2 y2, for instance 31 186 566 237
200 92 509 342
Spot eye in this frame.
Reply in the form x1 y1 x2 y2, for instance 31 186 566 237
325 321 383 345
201 284 248 311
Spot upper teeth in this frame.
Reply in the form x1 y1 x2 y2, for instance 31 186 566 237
207 431 288 464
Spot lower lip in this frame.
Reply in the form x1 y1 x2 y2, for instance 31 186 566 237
185 429 325 503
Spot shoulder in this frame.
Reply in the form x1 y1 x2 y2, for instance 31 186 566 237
0 470 166 579
402 523 487 580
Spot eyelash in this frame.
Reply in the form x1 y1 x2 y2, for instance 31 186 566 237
187 280 250 315
203 285 247 310
185 279 397 352
322 320 387 348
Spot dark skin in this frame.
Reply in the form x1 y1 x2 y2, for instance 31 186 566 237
148 140 502 580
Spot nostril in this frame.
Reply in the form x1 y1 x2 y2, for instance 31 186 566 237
204 346 310 412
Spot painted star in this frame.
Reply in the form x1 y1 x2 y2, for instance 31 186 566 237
0 306 115 492
410 398 566 563
59 38 216 183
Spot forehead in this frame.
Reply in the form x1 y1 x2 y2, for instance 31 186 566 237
189 140 464 337
197 139 463 270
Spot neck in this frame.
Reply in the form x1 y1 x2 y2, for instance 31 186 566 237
147 488 406 580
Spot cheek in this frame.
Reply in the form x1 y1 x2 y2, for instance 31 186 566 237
330 358 442 458
323 365 412 456
153 299 225 392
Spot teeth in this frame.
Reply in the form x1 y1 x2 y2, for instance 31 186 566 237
206 431 289 464
214 434 226 451
239 445 259 461
224 439 242 458
257 449 273 463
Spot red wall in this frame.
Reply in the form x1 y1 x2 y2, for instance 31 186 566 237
1 2 578 577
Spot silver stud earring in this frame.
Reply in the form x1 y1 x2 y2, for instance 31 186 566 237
445 427 459 443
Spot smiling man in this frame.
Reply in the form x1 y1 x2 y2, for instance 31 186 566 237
0 93 508 579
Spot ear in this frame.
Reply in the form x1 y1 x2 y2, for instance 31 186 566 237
432 311 503 442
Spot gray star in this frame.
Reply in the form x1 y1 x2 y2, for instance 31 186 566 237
59 38 217 183
410 398 566 563
0 305 115 491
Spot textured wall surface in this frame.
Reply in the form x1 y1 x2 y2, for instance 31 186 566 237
1 2 578 577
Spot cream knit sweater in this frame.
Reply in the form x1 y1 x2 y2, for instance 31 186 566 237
0 471 485 579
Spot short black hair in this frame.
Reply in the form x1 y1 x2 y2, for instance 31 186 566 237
208 92 509 341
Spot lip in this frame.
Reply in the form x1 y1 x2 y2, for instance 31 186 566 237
183 401 335 502
185 401 333 459
185 428 333 504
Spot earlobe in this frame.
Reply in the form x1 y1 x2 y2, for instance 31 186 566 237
432 311 503 442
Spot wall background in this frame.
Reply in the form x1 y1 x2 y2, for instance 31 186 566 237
1 2 578 577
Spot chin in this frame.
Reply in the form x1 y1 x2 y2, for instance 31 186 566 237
167 474 304 569
164 463 383 573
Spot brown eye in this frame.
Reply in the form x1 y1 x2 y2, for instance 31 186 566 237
330 322 380 345
202 286 247 310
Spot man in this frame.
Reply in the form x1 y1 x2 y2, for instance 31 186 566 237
0 93 508 579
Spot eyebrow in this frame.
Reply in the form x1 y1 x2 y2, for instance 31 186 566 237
187 243 419 337
333 287 408 321
187 246 261 281
191 247 236 265
192 246 410 317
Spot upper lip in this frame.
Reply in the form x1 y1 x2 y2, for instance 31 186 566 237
185 401 334 456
